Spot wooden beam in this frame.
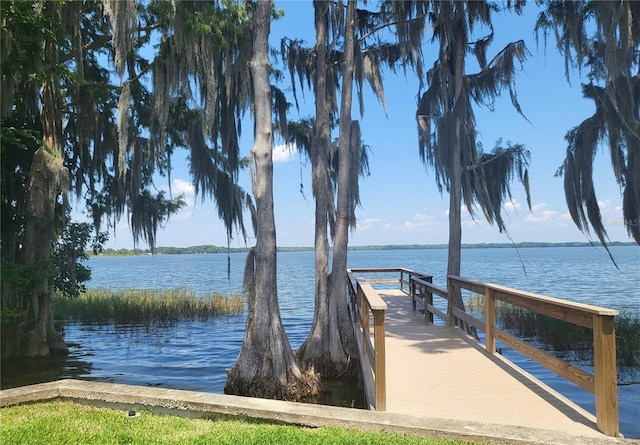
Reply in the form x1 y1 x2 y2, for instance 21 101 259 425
593 315 619 437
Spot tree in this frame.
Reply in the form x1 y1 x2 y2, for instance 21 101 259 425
292 1 344 378
535 0 640 246
100 0 314 399
325 0 358 378
0 0 186 358
412 1 531 329
224 0 320 400
280 1 428 378
0 0 253 358
51 221 108 299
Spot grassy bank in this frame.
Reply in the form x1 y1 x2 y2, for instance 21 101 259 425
55 288 244 325
467 295 640 380
0 400 484 445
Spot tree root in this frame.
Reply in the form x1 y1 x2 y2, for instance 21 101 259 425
224 366 322 402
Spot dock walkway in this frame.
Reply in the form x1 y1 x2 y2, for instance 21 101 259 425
379 289 604 438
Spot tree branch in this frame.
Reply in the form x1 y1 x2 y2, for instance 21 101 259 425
358 15 427 43
60 23 163 64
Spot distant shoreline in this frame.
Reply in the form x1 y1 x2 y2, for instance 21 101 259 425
93 241 637 256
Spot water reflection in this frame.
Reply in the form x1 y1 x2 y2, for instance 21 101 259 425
1 319 366 410
1 351 93 389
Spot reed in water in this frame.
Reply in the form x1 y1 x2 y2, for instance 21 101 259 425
55 288 244 325
466 295 639 381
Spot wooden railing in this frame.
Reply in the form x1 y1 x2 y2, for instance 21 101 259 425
346 267 620 436
346 269 387 410
412 274 620 437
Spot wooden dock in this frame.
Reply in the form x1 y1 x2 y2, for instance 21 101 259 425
378 289 604 438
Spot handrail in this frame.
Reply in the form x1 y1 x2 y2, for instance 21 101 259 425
444 275 619 437
346 267 620 437
346 270 387 410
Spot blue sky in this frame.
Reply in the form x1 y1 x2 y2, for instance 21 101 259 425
94 1 631 250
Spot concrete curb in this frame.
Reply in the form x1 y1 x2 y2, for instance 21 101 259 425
0 380 635 445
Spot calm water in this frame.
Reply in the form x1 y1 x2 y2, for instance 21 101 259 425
2 246 639 436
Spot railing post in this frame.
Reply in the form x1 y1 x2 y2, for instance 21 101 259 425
484 287 496 354
360 285 369 360
446 276 455 327
593 314 619 436
410 276 416 312
425 276 434 324
400 270 405 293
373 309 386 411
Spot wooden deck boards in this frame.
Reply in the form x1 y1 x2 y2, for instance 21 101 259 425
377 290 604 437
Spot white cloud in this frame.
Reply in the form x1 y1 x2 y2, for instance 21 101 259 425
161 178 197 221
403 220 424 230
559 211 572 221
525 209 560 223
503 199 522 214
159 179 195 207
273 143 298 163
170 178 195 203
357 217 382 231
402 213 440 230
531 202 548 213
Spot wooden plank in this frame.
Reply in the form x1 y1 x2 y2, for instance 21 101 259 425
358 281 388 311
353 273 619 438
493 329 595 393
378 294 602 438
593 315 619 436
350 303 376 410
485 288 496 354
447 280 455 327
424 290 434 324
489 283 619 316
373 310 386 411
492 289 594 329
448 275 486 295
449 277 618 328
426 303 447 323
365 337 375 365
452 307 484 331
413 278 448 298
364 278 399 284
348 267 404 274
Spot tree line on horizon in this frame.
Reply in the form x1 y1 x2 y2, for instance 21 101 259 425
94 241 637 257
2 0 638 401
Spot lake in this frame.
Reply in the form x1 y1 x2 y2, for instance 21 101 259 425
2 245 639 437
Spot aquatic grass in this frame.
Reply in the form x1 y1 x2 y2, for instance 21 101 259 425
466 295 640 380
615 309 640 370
55 288 244 325
0 400 486 445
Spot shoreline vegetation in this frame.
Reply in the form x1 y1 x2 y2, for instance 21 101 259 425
55 289 244 325
94 241 637 256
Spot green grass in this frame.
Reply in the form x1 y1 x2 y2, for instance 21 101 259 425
0 400 485 445
55 288 244 325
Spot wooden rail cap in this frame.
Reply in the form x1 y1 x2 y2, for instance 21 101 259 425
357 280 388 311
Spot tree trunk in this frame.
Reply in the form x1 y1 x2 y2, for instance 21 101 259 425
448 6 473 335
224 0 319 400
296 0 356 379
327 0 358 373
10 12 69 357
